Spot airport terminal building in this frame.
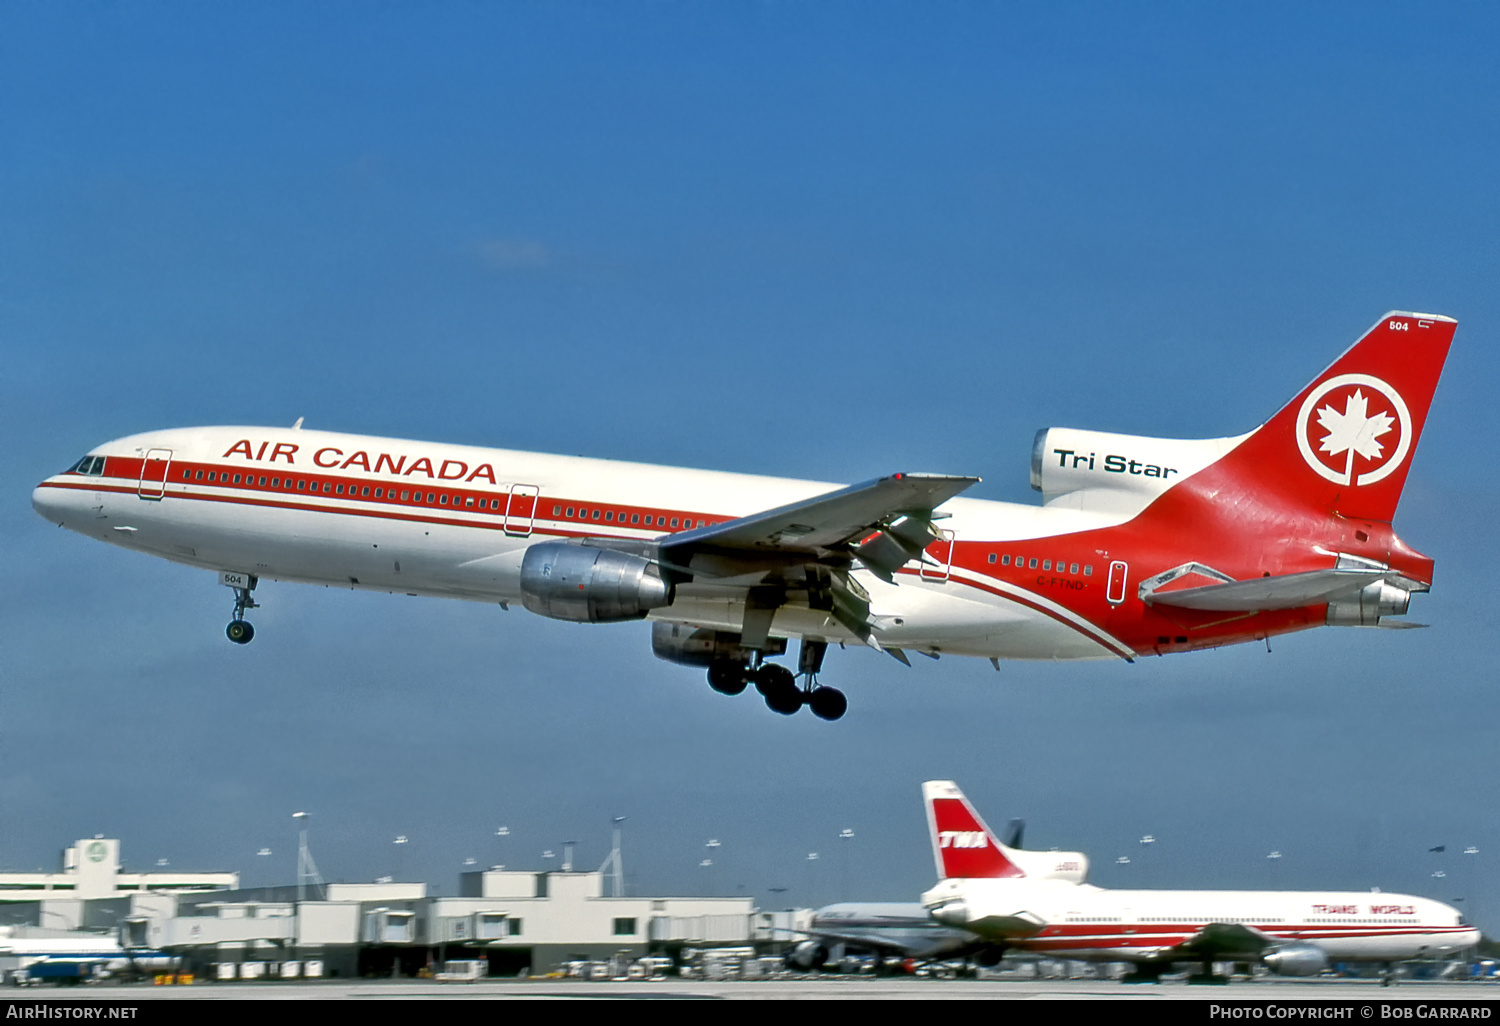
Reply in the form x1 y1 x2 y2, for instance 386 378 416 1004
0 839 776 978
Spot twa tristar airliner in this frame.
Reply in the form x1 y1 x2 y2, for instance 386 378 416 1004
919 782 1478 982
33 312 1454 721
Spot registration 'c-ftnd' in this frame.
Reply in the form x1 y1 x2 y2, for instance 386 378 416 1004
33 313 1455 721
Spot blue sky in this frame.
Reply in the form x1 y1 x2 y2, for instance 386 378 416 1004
3 2 1498 926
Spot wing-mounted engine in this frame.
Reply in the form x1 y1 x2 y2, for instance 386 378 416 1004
1261 942 1329 977
520 540 674 623
650 622 785 667
1030 427 1244 514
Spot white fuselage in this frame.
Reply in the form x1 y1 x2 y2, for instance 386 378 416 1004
920 877 1478 963
33 426 1135 660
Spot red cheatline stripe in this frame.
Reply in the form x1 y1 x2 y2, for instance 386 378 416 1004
43 467 1131 656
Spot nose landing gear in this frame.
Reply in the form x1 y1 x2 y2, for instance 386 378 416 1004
224 574 259 645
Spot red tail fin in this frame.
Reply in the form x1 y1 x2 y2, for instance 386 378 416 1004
923 780 1025 880
1208 312 1456 522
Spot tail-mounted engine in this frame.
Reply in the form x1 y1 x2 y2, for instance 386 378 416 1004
520 541 673 623
1030 427 1241 514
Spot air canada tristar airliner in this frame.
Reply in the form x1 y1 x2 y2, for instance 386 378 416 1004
33 312 1454 721
919 781 1478 982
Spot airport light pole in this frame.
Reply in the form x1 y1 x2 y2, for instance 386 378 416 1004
393 835 409 882
495 826 509 870
293 812 324 904
806 851 820 907
598 817 626 897
705 839 721 896
1463 847 1479 925
839 829 854 904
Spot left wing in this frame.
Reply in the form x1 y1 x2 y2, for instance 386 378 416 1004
658 473 979 646
665 473 978 557
1166 922 1276 959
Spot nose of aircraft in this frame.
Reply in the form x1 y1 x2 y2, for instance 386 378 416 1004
32 481 70 526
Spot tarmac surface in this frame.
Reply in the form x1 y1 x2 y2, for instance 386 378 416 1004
4 977 1497 1000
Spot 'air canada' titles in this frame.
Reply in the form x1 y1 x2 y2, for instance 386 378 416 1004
221 439 498 485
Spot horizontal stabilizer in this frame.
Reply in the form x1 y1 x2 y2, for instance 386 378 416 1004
1142 567 1394 612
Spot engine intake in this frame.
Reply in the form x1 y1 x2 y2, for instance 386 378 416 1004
520 542 673 623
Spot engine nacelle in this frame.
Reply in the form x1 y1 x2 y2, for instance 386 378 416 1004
1030 427 1241 514
1326 580 1413 626
651 622 785 666
1262 942 1329 977
520 542 673 623
785 941 828 971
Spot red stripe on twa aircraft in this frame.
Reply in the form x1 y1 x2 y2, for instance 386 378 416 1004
919 781 1479 982
33 312 1454 721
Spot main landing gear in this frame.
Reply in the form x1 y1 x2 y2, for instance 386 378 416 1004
225 575 259 645
705 641 847 720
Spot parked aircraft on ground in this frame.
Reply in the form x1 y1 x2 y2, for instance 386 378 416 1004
919 781 1479 982
0 933 177 984
783 903 1000 973
33 313 1454 720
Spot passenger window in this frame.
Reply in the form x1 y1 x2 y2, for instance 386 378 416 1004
1070 563 1079 574
401 491 410 501
336 484 344 495
670 518 679 528
233 474 242 484
566 507 575 517
1001 555 1011 566
553 505 562 516
605 511 613 521
631 514 639 524
1084 565 1093 576
259 477 267 486
1028 558 1038 569
987 553 996 564
196 470 204 480
364 487 372 497
465 496 473 507
592 510 600 520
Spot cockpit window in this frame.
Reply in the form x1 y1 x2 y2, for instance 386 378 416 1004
69 456 106 476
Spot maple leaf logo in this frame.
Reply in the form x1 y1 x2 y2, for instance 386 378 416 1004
1315 389 1395 481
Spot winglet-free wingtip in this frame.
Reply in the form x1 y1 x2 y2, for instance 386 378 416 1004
292 417 305 430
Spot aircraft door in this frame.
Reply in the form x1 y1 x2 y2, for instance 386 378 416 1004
504 484 540 537
138 448 173 500
1106 560 1129 605
919 529 955 582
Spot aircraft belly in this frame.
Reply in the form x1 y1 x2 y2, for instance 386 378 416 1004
97 494 524 603
662 580 1116 660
